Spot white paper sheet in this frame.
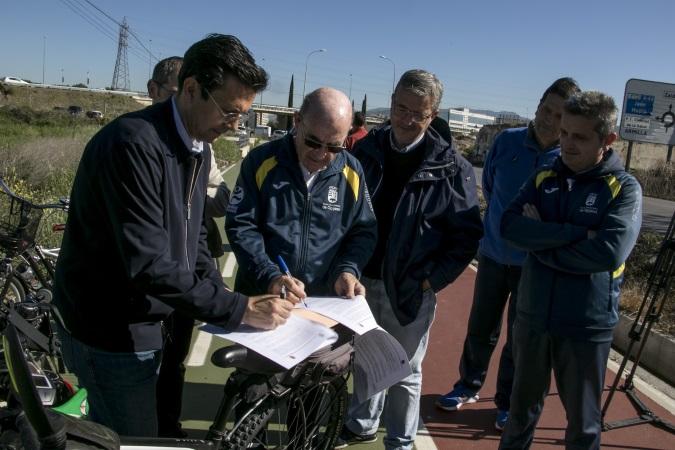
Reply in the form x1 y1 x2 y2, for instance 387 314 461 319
301 295 378 335
200 315 338 369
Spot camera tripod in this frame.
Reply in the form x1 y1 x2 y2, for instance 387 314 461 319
601 209 675 433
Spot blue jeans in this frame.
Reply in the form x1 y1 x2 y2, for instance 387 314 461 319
56 322 163 437
345 277 437 450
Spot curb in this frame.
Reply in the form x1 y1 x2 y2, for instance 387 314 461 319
612 313 675 387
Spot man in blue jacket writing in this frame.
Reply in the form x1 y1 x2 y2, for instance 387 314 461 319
498 91 642 449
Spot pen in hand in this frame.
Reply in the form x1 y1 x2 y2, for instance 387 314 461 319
276 255 307 308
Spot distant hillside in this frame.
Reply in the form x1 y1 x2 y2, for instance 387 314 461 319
0 84 146 119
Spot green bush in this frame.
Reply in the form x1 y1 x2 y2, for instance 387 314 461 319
212 138 243 167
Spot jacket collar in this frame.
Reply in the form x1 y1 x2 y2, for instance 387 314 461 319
553 148 624 179
360 125 458 179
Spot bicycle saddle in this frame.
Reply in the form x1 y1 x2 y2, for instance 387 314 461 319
211 344 248 368
211 344 286 374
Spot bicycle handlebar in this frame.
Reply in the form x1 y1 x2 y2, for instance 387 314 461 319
0 177 69 212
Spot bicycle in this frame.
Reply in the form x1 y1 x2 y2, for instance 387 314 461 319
4 317 353 450
0 177 69 308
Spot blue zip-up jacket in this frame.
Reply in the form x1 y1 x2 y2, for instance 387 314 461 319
501 149 642 342
481 125 560 266
354 126 483 326
225 135 377 296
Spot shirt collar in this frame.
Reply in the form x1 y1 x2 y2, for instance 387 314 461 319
172 97 204 154
389 126 425 153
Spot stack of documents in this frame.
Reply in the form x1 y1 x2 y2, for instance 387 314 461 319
202 295 378 369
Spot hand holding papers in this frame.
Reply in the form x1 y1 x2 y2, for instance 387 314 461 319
203 295 379 368
302 295 378 335
202 315 338 369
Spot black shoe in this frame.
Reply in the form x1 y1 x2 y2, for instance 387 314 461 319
333 425 377 449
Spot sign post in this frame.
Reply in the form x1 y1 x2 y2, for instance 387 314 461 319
619 79 675 169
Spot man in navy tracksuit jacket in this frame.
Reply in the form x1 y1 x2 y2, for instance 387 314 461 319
437 78 580 432
226 87 376 300
498 91 642 449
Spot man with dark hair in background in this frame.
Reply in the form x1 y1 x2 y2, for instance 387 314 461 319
436 78 580 432
345 111 368 150
146 55 232 437
499 91 641 449
54 34 294 437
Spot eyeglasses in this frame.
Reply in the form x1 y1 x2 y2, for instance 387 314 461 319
205 88 246 123
392 102 433 124
300 125 346 154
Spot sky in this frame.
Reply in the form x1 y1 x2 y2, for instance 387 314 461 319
1 0 673 118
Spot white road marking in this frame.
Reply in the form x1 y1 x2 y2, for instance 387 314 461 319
221 252 237 278
186 330 212 367
416 418 439 450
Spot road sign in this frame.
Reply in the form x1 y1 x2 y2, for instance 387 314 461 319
620 79 675 145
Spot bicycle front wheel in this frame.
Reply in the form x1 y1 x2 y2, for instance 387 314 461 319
228 375 348 450
0 275 25 305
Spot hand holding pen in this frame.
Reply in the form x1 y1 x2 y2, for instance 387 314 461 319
268 255 307 306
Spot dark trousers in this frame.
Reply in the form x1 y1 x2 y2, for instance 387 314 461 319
156 312 194 437
499 321 611 450
456 253 521 410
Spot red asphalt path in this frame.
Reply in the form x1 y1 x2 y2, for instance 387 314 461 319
420 267 675 449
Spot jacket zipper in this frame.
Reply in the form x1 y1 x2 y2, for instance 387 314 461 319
298 191 312 273
184 157 203 270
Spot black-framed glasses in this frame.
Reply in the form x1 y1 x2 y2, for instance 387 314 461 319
301 128 346 154
205 88 246 123
392 102 433 124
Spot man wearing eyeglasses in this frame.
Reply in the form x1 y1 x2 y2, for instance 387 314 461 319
54 34 295 437
225 87 376 303
146 55 233 438
336 70 483 450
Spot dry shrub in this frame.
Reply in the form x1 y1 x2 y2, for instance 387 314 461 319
621 231 674 336
631 163 675 201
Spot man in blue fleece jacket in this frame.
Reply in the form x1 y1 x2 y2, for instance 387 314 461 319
437 78 580 432
498 91 642 449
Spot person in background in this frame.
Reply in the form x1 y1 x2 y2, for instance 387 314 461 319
345 111 368 150
436 78 580 432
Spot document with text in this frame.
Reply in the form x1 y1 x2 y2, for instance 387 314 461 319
201 314 338 369
301 295 378 335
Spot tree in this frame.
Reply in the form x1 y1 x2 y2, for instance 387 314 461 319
361 94 367 116
284 75 294 130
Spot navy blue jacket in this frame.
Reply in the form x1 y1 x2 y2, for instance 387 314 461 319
53 100 248 352
225 135 377 296
481 125 560 265
354 126 483 325
501 150 642 342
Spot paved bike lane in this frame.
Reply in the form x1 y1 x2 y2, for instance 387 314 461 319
182 159 675 449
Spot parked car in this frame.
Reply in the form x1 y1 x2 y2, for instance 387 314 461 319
271 129 288 139
68 106 83 115
1 77 29 85
86 110 104 119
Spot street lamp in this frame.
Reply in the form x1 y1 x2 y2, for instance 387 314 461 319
348 73 353 105
302 48 326 99
379 55 396 95
42 36 46 85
